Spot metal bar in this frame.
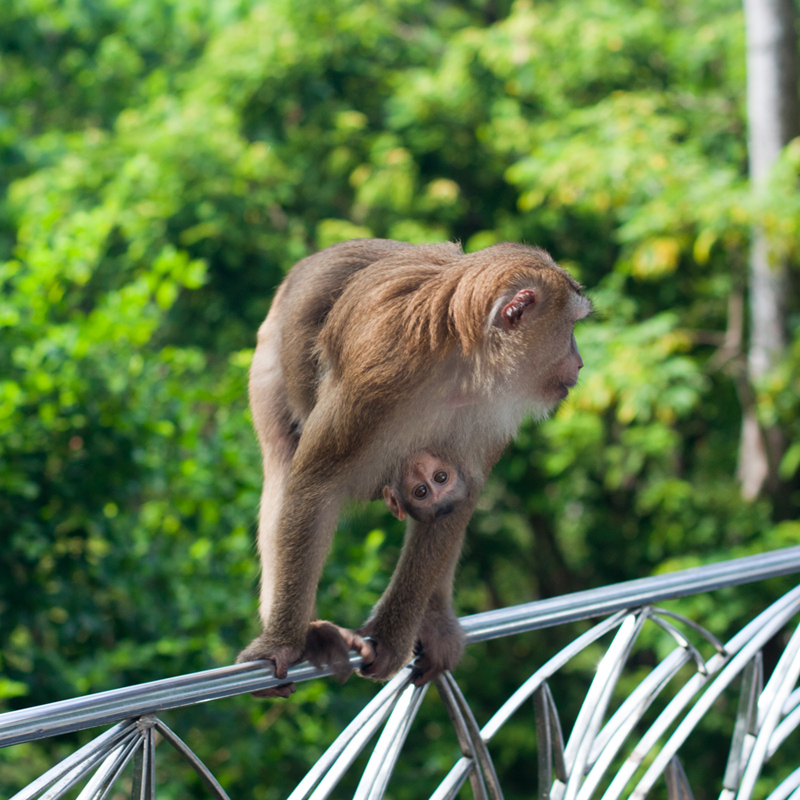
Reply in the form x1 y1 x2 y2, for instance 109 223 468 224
768 693 800 759
154 719 231 800
534 685 554 800
144 725 156 800
648 614 708 675
3 547 800 750
368 685 429 800
38 730 139 800
38 737 131 800
131 738 145 800
131 719 157 800
0 660 344 749
460 546 800 643
304 679 419 800
429 766 470 800
651 608 727 656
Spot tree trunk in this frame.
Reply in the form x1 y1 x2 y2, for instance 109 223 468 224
739 0 800 500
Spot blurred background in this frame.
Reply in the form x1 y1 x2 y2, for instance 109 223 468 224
1 0 799 797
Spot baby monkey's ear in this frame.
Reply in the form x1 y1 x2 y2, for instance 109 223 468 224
382 485 406 521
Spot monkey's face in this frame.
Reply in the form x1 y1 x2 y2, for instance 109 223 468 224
495 280 592 412
548 330 585 400
382 453 469 523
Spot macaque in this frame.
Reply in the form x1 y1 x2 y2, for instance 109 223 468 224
237 239 591 694
383 452 470 523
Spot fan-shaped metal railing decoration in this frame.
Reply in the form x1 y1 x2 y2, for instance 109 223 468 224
2 546 800 800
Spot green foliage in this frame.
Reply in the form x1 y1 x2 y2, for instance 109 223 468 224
1 0 798 797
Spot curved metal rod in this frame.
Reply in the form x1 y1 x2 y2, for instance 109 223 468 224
431 612 628 800
154 718 231 800
627 588 800 800
648 614 709 676
436 676 489 800
723 654 762 792
665 756 695 800
601 586 800 800
534 682 567 800
25 729 138 800
561 611 649 800
444 673 504 800
353 682 429 800
286 669 412 800
736 622 800 800
76 736 141 800
651 607 727 656
578 647 694 800
9 722 134 800
765 765 800 800
131 723 155 800
483 611 629 742
769 695 800 759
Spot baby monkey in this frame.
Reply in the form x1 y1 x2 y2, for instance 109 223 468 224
383 452 470 523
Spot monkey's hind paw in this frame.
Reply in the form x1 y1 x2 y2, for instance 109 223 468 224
305 620 376 683
236 634 304 699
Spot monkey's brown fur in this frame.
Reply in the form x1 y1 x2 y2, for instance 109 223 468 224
238 239 591 693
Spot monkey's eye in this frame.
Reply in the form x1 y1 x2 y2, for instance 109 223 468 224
413 484 428 499
433 471 448 484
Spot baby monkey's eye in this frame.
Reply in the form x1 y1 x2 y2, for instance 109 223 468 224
433 471 448 484
413 484 429 499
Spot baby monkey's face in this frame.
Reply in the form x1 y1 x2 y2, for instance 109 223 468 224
383 452 469 523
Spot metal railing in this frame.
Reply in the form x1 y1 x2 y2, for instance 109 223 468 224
3 546 800 800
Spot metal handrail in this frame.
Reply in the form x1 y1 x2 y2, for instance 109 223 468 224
3 545 800 750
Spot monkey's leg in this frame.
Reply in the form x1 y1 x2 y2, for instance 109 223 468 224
359 497 477 681
238 303 308 695
238 469 374 692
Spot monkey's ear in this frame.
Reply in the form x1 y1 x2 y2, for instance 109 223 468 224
498 289 537 330
382 486 407 521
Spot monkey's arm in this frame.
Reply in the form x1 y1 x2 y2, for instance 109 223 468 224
359 495 477 682
412 536 468 685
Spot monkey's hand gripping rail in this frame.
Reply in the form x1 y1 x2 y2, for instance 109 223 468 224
4 547 800 800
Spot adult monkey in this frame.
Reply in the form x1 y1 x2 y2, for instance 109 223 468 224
237 239 591 695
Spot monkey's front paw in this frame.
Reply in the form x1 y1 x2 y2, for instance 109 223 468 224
236 634 304 698
356 622 415 681
411 611 465 686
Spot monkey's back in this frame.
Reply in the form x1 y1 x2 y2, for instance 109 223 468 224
278 240 461 415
